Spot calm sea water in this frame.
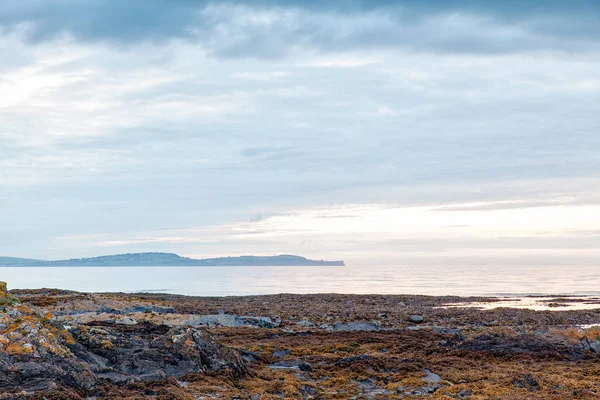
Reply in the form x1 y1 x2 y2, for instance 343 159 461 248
1 265 599 297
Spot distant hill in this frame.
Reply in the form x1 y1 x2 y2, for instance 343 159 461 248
0 253 345 267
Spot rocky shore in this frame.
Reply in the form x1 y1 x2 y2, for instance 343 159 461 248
2 282 600 399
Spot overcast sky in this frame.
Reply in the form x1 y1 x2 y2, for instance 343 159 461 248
1 0 599 266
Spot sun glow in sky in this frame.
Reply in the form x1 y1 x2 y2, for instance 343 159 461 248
1 1 599 265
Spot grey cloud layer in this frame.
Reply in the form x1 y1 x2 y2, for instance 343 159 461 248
1 0 599 57
1 1 600 261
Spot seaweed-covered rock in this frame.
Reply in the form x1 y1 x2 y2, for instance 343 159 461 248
70 321 249 379
0 292 248 397
0 292 96 394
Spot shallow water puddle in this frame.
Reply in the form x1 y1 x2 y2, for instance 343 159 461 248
442 296 600 311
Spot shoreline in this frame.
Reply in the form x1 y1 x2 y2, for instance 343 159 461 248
10 286 600 309
2 287 600 398
3 264 600 298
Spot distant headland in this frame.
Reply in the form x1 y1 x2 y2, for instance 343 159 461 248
0 253 345 267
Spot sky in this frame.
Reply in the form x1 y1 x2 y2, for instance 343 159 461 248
1 0 599 266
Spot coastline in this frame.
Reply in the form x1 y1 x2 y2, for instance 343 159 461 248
2 286 600 398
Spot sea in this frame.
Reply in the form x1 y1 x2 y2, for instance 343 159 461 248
1 264 600 297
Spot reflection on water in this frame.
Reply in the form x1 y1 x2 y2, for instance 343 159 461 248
442 297 600 311
1 264 600 297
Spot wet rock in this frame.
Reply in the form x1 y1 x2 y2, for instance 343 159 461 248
0 294 249 397
455 332 588 360
332 321 380 332
298 361 312 372
410 315 424 323
238 349 266 363
123 305 174 314
268 360 312 371
0 298 97 393
421 369 443 393
71 321 249 379
96 306 122 315
299 384 317 398
272 348 291 358
512 374 540 391
237 316 278 328
189 314 278 328
355 378 393 397
586 339 600 354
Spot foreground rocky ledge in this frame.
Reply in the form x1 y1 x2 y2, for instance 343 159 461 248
2 284 600 399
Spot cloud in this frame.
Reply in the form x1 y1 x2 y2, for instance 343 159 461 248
0 1 599 263
38 201 600 266
0 1 599 58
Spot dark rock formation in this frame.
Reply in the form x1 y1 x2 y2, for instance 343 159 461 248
70 321 249 380
451 331 590 360
512 374 540 391
0 292 248 397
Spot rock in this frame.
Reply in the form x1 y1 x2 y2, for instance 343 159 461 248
299 384 317 398
116 316 138 325
189 314 278 328
298 361 313 372
268 360 312 371
512 374 540 391
433 326 462 335
407 326 425 331
410 315 424 323
332 321 380 332
447 388 474 399
355 378 393 397
296 319 316 328
70 321 249 379
191 314 237 327
0 281 6 293
0 295 249 396
272 348 291 358
455 331 588 360
421 369 444 393
123 305 174 314
0 297 97 393
237 315 277 328
335 354 384 371
586 339 600 354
